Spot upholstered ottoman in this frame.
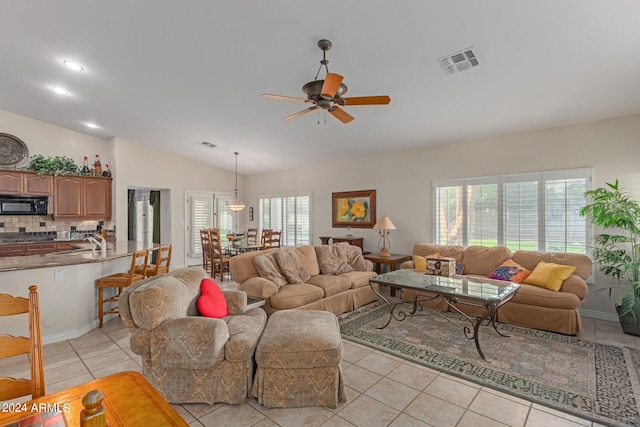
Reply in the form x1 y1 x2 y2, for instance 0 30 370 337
251 309 346 408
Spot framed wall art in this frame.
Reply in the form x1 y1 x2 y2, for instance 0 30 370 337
331 189 376 228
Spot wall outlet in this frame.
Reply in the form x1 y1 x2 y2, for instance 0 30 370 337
52 225 57 231
54 270 63 281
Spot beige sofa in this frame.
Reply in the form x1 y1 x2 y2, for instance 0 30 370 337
229 244 378 316
119 267 267 404
400 244 592 335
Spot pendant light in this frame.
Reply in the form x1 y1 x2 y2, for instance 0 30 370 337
227 152 246 212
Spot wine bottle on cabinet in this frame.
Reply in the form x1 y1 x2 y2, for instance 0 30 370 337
94 154 102 175
81 156 91 175
102 164 112 177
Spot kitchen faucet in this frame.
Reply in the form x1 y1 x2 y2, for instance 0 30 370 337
85 234 107 254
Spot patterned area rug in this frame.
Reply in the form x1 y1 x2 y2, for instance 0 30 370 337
338 302 640 427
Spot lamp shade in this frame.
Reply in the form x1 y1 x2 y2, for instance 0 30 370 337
373 216 396 230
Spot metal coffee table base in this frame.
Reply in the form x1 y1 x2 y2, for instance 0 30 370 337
369 285 517 362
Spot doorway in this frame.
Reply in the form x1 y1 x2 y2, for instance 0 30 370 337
128 188 171 252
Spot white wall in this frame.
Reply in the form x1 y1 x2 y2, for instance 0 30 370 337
245 114 640 317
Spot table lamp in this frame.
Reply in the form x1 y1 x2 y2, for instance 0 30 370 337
373 216 396 257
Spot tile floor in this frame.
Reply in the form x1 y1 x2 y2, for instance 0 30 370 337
3 289 640 427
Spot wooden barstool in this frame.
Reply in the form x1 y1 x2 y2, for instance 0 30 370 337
0 286 45 400
97 250 148 327
135 244 172 278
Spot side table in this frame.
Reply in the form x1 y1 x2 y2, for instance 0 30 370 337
364 253 412 297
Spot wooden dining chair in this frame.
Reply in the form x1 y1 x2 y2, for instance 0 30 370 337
200 229 213 276
210 228 231 281
97 250 148 327
260 229 273 247
136 244 172 278
262 230 282 249
0 286 45 400
246 228 258 245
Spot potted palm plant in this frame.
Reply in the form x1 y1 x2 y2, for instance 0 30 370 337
580 179 640 335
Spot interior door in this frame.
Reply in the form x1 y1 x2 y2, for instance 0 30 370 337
185 192 214 266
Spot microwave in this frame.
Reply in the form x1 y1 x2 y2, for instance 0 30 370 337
0 196 49 215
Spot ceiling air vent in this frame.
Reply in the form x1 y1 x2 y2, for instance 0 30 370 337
438 47 479 75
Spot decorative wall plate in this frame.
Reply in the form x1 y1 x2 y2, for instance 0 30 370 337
0 133 29 166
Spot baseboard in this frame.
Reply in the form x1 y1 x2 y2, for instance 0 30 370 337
42 319 100 345
580 308 619 323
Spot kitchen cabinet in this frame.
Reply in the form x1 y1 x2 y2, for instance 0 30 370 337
0 171 53 196
55 241 76 251
25 242 56 255
54 175 111 219
0 243 26 257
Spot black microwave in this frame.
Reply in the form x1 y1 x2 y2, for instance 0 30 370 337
0 196 49 215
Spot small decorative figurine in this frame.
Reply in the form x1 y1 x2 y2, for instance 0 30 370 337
102 164 111 177
93 154 102 175
81 156 91 175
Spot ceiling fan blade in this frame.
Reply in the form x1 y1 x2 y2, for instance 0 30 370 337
321 73 344 99
283 106 318 121
328 106 355 124
262 93 308 102
343 95 391 106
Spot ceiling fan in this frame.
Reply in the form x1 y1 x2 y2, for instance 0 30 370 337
262 39 391 124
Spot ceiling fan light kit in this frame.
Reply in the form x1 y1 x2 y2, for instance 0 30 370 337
262 39 390 124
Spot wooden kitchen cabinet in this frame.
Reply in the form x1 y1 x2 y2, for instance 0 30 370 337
0 243 26 257
25 242 57 255
55 241 76 251
53 175 111 219
0 171 53 196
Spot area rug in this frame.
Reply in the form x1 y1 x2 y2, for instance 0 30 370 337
338 302 640 427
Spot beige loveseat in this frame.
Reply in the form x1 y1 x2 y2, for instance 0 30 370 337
229 244 378 316
400 244 592 335
119 267 267 404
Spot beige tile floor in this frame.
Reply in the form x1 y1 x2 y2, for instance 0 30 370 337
2 290 640 426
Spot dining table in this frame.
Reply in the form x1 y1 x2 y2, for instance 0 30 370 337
0 371 188 426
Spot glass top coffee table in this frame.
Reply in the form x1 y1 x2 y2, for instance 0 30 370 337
369 269 519 362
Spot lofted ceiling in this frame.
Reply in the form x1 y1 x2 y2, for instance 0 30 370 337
1 1 640 175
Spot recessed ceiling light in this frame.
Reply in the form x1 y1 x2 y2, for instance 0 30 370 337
63 60 84 71
85 123 99 129
201 141 217 148
51 86 70 96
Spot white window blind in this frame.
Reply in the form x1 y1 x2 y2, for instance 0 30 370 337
191 197 212 256
259 193 311 247
434 169 591 253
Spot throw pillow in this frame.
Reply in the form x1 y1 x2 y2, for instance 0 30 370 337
343 245 368 271
252 252 288 288
456 263 465 275
523 260 577 292
274 250 311 284
413 253 440 272
315 245 354 275
488 258 531 283
197 278 229 318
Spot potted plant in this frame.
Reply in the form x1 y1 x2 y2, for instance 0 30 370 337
580 179 640 335
27 154 80 176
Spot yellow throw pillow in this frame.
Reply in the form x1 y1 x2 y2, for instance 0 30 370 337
413 253 440 271
523 260 577 292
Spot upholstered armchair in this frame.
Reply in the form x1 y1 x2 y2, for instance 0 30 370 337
119 267 267 404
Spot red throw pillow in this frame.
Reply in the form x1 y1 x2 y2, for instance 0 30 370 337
197 278 229 318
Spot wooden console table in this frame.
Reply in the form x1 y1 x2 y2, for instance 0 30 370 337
0 371 188 426
330 236 364 250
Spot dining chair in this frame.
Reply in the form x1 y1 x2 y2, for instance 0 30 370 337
0 286 45 400
210 228 231 281
260 229 273 247
97 250 148 327
200 229 213 276
262 230 282 249
246 228 258 245
135 244 172 278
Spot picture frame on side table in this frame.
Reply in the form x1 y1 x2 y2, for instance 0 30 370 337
331 189 376 228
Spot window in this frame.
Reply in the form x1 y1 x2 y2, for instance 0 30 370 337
259 193 311 247
434 169 591 253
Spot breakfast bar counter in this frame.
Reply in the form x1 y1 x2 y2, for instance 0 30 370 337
0 240 158 272
0 241 160 344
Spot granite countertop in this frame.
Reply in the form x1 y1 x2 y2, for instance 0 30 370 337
0 241 160 272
